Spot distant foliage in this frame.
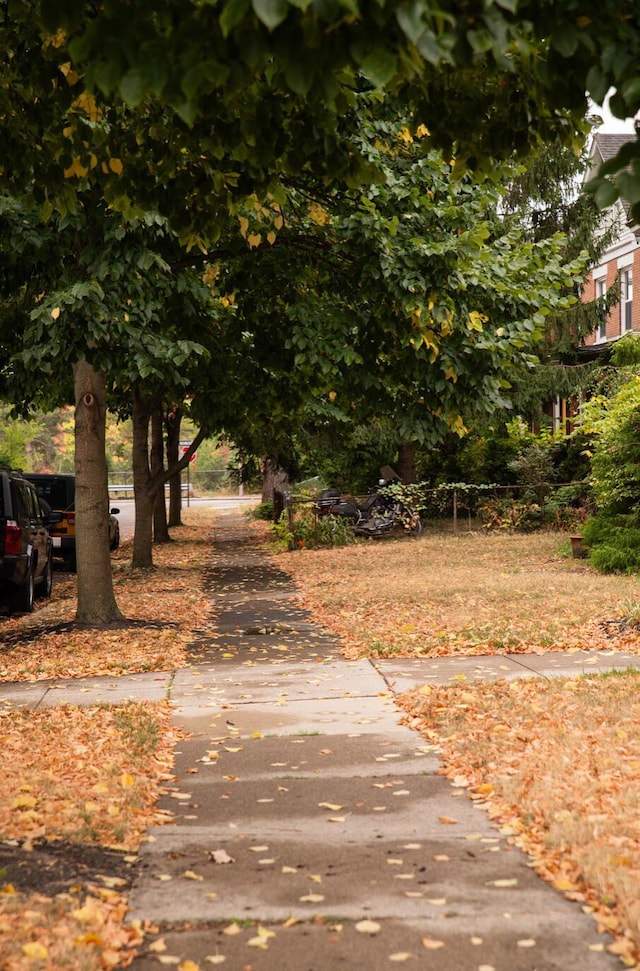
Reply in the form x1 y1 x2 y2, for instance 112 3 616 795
273 504 357 550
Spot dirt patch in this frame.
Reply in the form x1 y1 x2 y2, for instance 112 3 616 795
0 838 138 895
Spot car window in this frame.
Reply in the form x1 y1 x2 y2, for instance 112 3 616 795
30 477 74 510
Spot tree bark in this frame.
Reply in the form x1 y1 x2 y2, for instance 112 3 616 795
261 456 289 504
131 387 155 569
73 360 123 624
261 456 289 520
151 411 171 543
396 442 417 484
165 406 183 528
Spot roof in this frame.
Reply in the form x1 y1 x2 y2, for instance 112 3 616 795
587 131 637 222
590 132 636 166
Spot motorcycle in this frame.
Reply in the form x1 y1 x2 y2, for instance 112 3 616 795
315 467 422 538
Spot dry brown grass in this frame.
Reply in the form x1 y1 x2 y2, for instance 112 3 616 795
0 510 211 971
398 673 640 966
273 530 640 657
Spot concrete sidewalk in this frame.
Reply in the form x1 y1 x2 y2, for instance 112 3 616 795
1 511 635 970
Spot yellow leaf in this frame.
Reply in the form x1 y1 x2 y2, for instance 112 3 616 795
422 937 445 950
120 772 135 789
76 932 104 946
267 231 276 245
247 233 262 248
553 877 578 892
64 157 89 178
355 919 381 934
389 954 413 962
109 158 124 174
183 870 204 881
22 942 49 959
205 958 226 965
318 802 343 811
178 961 200 971
1 883 16 895
12 794 37 810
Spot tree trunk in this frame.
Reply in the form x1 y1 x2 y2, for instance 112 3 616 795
261 457 289 504
73 360 123 624
261 456 289 519
151 412 171 543
131 387 155 569
165 406 183 528
396 442 417 484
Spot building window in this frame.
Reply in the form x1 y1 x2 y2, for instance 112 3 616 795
596 278 607 341
621 268 633 332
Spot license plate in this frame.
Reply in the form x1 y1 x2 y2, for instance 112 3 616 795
53 537 61 548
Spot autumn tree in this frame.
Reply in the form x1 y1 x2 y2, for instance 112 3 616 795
210 106 587 489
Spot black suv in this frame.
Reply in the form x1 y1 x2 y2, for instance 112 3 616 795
24 473 120 572
0 468 60 613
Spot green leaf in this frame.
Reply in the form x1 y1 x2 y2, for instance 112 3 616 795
359 46 398 89
466 28 494 55
586 65 611 106
396 2 426 44
119 70 146 108
621 76 640 111
285 60 315 96
252 0 288 30
617 171 640 207
593 179 619 210
220 0 251 37
550 25 578 58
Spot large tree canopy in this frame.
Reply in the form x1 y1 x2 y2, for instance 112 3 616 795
6 0 639 222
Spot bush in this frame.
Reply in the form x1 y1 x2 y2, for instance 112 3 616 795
252 501 275 521
582 513 640 574
272 504 357 550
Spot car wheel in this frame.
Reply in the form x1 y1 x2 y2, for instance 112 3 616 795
110 526 120 551
36 553 53 599
11 569 35 613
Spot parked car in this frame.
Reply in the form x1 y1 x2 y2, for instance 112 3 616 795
23 473 120 572
0 468 61 613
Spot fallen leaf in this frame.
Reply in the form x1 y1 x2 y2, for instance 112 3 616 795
422 937 445 950
183 870 204 881
517 939 536 948
299 893 324 903
210 850 235 864
318 802 343 811
22 942 48 959
389 953 413 962
437 815 458 824
355 919 381 934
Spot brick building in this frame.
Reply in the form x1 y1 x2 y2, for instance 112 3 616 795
582 132 640 350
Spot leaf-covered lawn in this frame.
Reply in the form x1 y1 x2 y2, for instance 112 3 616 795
0 513 212 682
0 511 208 971
397 673 640 967
273 530 640 657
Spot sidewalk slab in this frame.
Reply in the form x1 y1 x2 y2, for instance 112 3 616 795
374 649 640 693
126 513 624 971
